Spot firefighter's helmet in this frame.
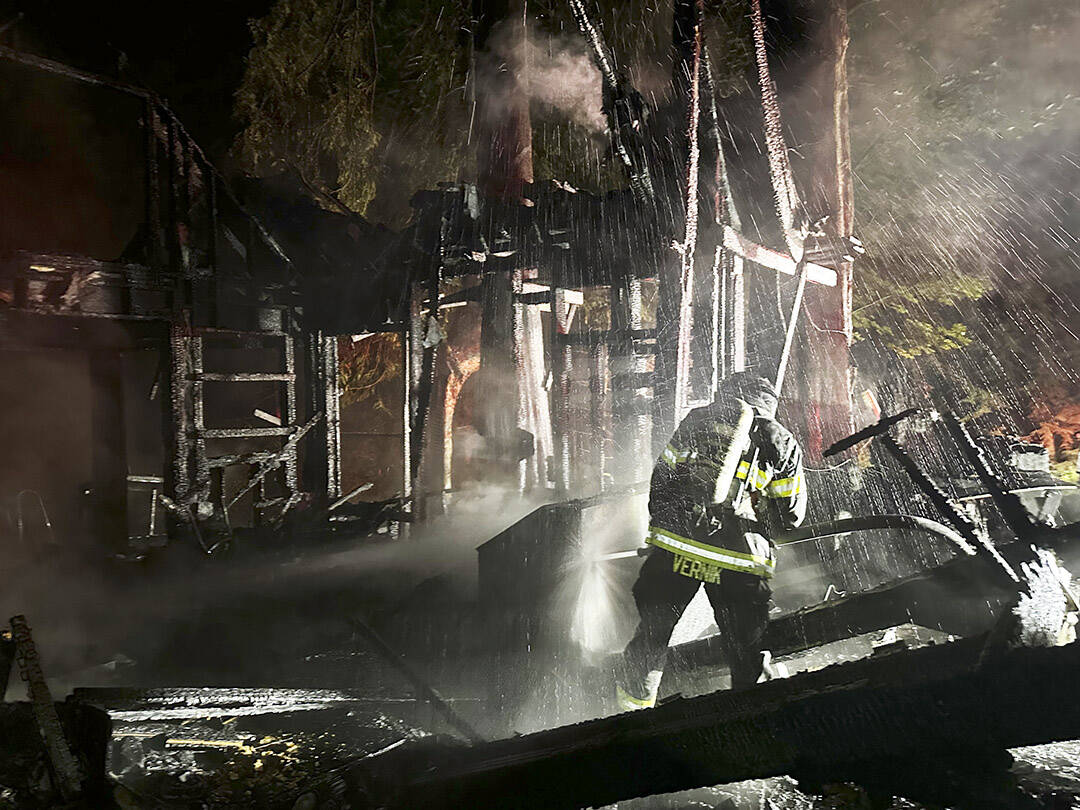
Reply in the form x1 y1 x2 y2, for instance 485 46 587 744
719 372 778 418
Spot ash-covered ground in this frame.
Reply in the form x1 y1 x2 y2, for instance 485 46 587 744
98 712 1080 810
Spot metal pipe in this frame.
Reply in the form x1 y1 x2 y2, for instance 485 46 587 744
148 489 158 535
329 482 375 512
773 260 809 397
823 407 922 457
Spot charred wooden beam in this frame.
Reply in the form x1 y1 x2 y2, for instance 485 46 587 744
411 259 444 499
0 43 150 98
399 316 414 537
654 0 705 444
678 520 1080 670
795 0 857 460
609 276 651 487
225 414 321 511
590 339 611 491
701 49 745 378
940 413 1049 542
0 702 111 806
567 0 654 202
8 616 83 801
549 256 572 498
303 332 342 513
0 631 13 699
355 635 1080 810
721 226 836 286
347 619 483 745
749 0 805 254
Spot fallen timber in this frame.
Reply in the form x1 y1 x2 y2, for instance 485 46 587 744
675 526 1062 671
351 635 1080 810
1 617 112 806
695 407 1080 667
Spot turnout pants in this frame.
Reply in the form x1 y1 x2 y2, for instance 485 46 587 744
622 547 772 694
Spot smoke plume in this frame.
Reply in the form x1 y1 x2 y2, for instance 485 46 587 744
484 17 605 134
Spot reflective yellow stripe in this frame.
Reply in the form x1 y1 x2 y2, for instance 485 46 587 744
646 526 775 578
661 443 693 469
735 461 769 489
672 555 732 583
616 685 656 710
765 473 803 498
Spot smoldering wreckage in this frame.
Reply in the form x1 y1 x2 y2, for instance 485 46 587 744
1 0 1080 808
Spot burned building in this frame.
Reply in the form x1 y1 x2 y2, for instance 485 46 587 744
2 0 1080 808
1 0 852 555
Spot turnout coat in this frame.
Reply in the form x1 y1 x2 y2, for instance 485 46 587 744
646 397 806 582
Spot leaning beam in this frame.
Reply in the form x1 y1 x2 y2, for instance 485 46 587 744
358 635 1080 810
722 226 836 286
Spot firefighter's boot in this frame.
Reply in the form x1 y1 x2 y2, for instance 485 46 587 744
616 669 662 712
757 650 788 683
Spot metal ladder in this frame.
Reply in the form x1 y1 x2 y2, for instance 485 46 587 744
168 316 304 532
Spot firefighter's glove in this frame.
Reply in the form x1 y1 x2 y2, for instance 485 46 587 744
704 503 733 529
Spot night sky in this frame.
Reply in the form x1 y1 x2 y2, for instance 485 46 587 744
0 0 823 165
0 0 272 159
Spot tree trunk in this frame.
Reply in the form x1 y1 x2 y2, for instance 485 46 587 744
799 0 855 461
473 0 533 489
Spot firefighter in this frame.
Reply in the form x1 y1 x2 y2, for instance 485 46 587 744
616 372 806 710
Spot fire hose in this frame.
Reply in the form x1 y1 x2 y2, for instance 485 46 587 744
595 514 977 562
775 514 975 554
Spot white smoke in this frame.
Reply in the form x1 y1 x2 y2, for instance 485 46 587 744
485 18 606 134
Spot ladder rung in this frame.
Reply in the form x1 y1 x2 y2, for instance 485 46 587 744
201 427 293 438
194 326 287 337
195 373 295 382
207 451 278 468
558 329 656 346
253 497 288 509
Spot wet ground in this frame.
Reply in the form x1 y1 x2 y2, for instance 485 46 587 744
86 684 1080 810
102 729 1080 809
106 703 421 809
